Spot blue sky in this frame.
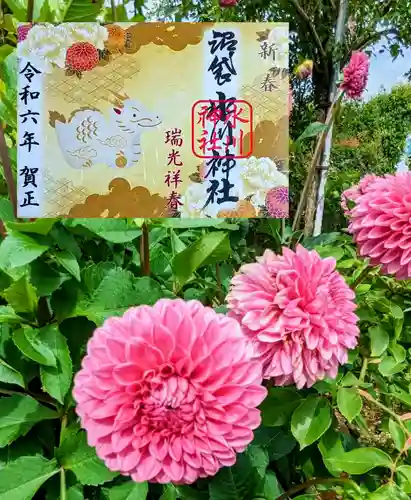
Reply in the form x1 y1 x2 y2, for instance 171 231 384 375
365 41 410 99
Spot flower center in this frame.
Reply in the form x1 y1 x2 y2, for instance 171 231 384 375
133 365 199 435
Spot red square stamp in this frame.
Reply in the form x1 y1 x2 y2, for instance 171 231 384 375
191 99 253 159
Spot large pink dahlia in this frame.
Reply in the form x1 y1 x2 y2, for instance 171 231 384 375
73 299 266 484
226 245 359 388
348 172 411 279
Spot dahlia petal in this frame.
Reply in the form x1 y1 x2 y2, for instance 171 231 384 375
113 363 141 385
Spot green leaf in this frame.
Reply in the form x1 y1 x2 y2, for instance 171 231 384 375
208 451 261 500
337 387 362 423
0 357 24 387
0 198 15 223
369 325 389 357
103 481 148 500
291 396 332 449
65 219 141 243
254 471 283 499
172 232 231 288
314 245 344 261
0 455 59 500
159 485 177 500
388 418 406 451
340 372 359 387
397 465 411 493
260 387 302 427
327 447 393 474
67 485 85 500
6 219 58 236
0 231 49 275
0 305 22 324
318 429 345 476
30 260 70 297
54 250 80 281
0 435 43 468
13 326 57 367
75 269 164 324
39 325 73 404
367 483 409 500
62 0 104 21
58 429 118 486
252 427 296 460
378 355 406 376
296 122 328 143
3 277 38 314
0 394 58 448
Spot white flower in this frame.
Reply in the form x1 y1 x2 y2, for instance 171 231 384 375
19 23 67 73
62 23 108 50
238 156 288 207
180 182 210 218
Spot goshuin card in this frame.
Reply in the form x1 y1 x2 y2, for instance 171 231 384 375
17 22 289 218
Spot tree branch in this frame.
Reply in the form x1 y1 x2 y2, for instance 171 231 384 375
288 0 327 60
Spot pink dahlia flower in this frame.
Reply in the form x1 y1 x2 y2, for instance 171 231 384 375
227 245 359 388
73 299 266 484
348 172 411 279
340 51 369 99
341 174 379 216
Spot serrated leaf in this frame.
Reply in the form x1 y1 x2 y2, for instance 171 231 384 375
3 277 37 314
30 260 70 297
327 447 392 474
0 305 22 324
39 325 72 404
65 219 141 243
291 396 332 449
208 451 261 500
54 250 81 281
0 455 59 500
0 231 49 275
337 387 362 423
13 326 56 367
58 430 118 486
74 269 164 324
6 219 58 235
0 357 25 387
0 395 58 448
103 481 148 500
369 325 389 357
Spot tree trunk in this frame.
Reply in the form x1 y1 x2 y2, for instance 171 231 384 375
303 63 331 236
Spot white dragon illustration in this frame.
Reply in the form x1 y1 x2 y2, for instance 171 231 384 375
49 91 162 169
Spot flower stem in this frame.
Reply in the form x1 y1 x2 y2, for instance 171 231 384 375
215 263 224 304
59 414 68 500
140 223 150 276
277 476 361 500
292 92 343 232
359 357 368 383
358 389 411 437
